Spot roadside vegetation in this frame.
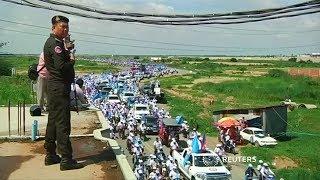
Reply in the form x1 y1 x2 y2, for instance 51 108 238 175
1 55 319 177
0 55 119 105
160 58 320 179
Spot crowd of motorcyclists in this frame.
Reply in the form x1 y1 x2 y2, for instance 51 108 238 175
245 160 276 180
81 62 183 179
78 59 277 180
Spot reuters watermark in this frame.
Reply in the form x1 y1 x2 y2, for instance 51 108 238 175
221 156 257 163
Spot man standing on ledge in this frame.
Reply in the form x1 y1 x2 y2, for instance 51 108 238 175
43 15 83 171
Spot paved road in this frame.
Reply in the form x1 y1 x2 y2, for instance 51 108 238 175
113 131 245 180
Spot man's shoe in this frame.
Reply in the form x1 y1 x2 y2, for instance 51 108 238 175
60 159 84 171
45 154 61 166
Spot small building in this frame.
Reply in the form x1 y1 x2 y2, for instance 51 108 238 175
212 105 287 136
150 57 162 61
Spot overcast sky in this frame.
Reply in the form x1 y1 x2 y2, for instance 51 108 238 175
0 0 319 55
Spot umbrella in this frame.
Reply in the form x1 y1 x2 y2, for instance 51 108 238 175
216 117 240 128
218 117 236 123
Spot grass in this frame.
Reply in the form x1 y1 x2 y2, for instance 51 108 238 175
0 55 119 74
0 55 119 105
276 168 320 180
75 59 119 73
194 72 320 108
160 75 194 89
160 67 320 179
166 94 216 136
0 75 34 105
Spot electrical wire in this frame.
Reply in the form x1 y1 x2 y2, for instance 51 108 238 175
1 0 320 25
30 0 320 33
22 0 319 25
1 18 319 49
36 0 320 19
0 27 243 52
33 0 320 23
1 26 319 51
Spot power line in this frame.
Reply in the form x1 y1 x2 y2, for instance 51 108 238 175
22 0 320 24
2 1 315 33
0 27 242 52
32 0 320 33
1 26 319 51
1 18 319 50
1 0 320 25
36 0 320 19
131 22 320 35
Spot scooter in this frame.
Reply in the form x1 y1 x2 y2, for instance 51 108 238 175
224 139 236 155
264 174 276 180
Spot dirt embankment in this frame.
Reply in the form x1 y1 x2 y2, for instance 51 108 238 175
273 156 299 169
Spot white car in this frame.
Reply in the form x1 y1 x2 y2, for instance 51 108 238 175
173 148 231 180
105 94 121 104
240 127 277 146
120 91 135 103
132 104 150 120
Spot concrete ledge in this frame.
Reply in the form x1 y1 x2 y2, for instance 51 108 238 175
0 134 94 140
94 111 135 180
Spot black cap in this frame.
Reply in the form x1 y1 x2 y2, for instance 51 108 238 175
51 15 69 25
76 78 84 88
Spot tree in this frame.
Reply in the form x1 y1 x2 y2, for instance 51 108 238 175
133 56 140 59
0 41 12 76
288 57 297 62
238 66 247 73
230 58 237 62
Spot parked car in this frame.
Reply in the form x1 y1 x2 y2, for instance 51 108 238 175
140 85 152 95
105 94 121 104
132 104 150 121
173 148 231 180
141 115 159 134
120 91 135 103
240 127 278 146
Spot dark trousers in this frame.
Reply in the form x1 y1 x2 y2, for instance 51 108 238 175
44 82 72 159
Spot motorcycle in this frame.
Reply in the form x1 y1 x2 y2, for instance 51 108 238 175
181 127 189 138
224 139 236 155
126 139 133 154
161 162 168 178
117 125 126 139
264 174 276 180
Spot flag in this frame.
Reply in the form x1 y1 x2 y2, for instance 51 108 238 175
192 135 200 153
201 133 207 151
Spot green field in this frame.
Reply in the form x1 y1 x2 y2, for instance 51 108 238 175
0 55 119 105
160 58 320 179
1 55 319 178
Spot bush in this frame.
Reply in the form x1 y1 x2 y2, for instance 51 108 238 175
237 66 247 73
267 69 289 78
0 59 12 76
288 57 297 62
230 58 237 62
181 60 188 64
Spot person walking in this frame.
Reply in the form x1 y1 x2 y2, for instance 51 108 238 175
43 15 83 171
36 52 48 111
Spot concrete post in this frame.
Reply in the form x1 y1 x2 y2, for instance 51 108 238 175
31 120 38 141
